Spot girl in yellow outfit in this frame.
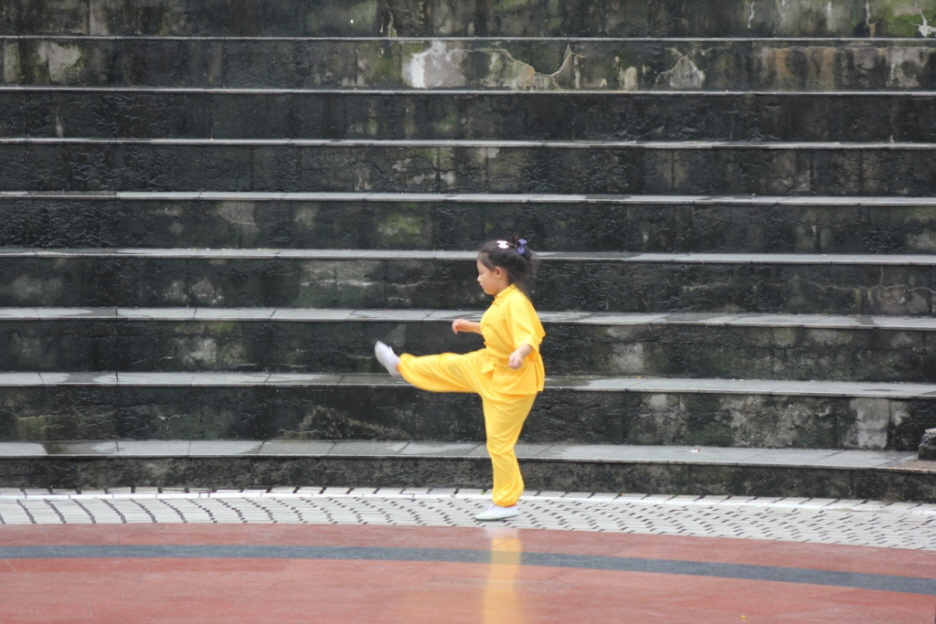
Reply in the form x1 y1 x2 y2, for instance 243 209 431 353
375 238 545 522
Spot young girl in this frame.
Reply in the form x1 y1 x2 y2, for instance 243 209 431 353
374 237 545 521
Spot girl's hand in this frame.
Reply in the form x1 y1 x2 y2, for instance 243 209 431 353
452 319 477 334
508 344 533 369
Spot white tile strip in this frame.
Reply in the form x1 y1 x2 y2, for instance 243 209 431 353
1 489 934 551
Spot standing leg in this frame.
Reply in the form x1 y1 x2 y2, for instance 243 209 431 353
481 394 536 509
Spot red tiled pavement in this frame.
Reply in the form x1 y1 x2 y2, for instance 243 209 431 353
0 524 934 623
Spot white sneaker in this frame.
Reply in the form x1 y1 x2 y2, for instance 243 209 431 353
474 504 518 521
374 341 401 377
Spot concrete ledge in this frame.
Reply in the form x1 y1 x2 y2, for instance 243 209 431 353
0 441 931 502
1 307 933 330
5 190 936 205
6 248 936 264
0 439 915 466
0 370 934 398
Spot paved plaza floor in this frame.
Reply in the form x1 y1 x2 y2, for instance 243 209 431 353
0 487 934 623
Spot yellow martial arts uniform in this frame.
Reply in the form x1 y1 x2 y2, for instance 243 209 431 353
398 284 546 507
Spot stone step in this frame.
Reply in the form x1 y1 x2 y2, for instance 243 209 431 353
1 440 929 503
3 37 935 91
4 192 936 255
0 249 933 315
5 88 936 143
3 0 931 38
1 138 933 196
1 308 935 383
0 372 933 451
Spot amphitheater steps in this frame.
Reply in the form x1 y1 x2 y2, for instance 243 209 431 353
1 0 935 498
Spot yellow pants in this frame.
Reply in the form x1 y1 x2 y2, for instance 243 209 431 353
399 351 537 507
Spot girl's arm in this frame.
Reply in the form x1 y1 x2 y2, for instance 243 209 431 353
505 295 544 369
452 319 482 334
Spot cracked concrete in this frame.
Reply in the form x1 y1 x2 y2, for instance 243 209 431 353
403 42 584 91
658 49 707 89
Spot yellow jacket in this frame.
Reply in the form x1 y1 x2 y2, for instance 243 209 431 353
478 284 546 396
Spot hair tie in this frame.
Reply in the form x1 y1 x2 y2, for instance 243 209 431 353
495 238 527 255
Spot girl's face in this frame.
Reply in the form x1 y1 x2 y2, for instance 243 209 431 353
476 258 509 295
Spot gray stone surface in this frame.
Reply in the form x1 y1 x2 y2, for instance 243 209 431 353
115 441 192 456
399 442 483 456
1 440 920 467
0 443 44 456
329 441 409 456
258 440 337 455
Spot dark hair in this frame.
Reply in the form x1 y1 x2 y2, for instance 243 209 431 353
478 236 539 299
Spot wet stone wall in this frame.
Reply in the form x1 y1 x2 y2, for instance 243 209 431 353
3 91 936 143
1 38 935 91
0 0 934 470
2 0 936 38
0 383 929 451
3 196 936 255
0 142 933 196
0 254 933 316
4 455 933 502
0 316 933 384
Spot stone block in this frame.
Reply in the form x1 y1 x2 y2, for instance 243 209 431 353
918 428 936 460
